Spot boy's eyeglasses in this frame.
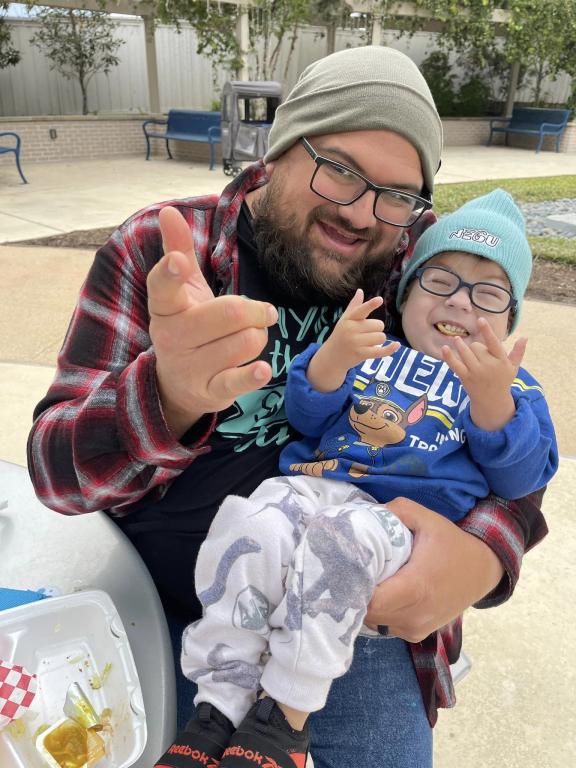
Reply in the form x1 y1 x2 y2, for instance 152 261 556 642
300 137 432 228
415 266 517 314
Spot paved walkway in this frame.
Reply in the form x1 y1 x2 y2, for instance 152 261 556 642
1 146 575 767
2 146 576 243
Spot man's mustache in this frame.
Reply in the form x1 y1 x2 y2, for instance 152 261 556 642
308 207 380 245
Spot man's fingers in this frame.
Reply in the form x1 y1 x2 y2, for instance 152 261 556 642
159 206 196 259
385 495 431 530
157 206 213 300
209 360 273 403
365 568 421 626
151 295 278 348
147 250 200 317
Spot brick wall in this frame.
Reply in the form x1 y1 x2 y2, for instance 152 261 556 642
560 122 576 153
1 114 574 164
0 114 223 165
0 115 147 163
442 117 492 146
442 117 575 151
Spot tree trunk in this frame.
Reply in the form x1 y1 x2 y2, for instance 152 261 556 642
503 61 520 118
534 59 545 106
326 21 336 55
69 10 88 115
262 10 270 80
80 78 88 115
283 24 298 81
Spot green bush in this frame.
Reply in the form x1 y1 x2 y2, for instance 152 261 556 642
456 76 491 117
420 51 457 117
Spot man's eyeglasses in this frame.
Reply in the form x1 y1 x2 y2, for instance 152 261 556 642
300 137 432 228
415 266 517 314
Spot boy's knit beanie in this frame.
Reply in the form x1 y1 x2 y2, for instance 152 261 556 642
396 188 532 330
264 46 443 194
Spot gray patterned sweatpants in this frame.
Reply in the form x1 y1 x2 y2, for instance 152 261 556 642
181 475 412 727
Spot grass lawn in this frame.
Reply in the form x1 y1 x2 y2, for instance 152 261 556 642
434 176 576 265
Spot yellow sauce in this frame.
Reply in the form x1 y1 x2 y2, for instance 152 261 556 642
43 720 86 768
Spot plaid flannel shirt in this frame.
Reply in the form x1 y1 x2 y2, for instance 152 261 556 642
28 161 548 727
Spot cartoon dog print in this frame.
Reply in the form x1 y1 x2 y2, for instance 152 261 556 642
290 394 428 479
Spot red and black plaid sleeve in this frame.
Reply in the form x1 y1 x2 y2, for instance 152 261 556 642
27 196 222 517
27 163 269 517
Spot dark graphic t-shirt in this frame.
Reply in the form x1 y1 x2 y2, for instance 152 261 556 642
117 203 343 616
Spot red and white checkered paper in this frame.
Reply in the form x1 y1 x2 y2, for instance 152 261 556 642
0 659 37 730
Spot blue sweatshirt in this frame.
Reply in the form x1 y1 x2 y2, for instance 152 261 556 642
280 342 558 521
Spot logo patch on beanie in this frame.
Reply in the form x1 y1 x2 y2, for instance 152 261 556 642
449 229 500 247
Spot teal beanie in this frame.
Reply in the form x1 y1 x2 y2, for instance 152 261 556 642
264 46 442 194
396 189 532 330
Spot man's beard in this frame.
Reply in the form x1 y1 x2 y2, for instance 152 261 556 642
251 180 397 304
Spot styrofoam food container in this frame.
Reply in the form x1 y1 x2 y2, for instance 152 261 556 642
0 590 147 768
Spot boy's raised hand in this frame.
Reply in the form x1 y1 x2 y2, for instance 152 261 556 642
441 317 527 431
306 289 399 393
147 206 278 438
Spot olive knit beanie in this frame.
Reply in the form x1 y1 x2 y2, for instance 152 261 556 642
264 46 443 193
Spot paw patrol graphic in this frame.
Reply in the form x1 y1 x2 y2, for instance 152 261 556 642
289 392 428 479
346 394 428 477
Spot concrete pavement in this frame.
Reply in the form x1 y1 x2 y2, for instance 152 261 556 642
2 146 576 243
1 146 575 767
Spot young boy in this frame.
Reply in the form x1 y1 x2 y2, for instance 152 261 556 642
157 190 557 768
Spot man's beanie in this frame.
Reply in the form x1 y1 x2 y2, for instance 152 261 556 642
396 189 532 331
264 46 443 194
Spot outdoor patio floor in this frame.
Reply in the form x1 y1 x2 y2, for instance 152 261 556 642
1 146 575 767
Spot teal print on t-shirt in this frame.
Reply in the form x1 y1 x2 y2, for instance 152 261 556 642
216 304 342 452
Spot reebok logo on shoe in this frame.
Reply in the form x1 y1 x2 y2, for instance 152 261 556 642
168 743 221 765
222 745 264 762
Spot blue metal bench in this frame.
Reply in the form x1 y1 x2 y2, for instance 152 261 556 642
142 110 222 170
487 107 571 153
0 131 28 183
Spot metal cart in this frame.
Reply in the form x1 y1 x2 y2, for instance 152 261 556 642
220 80 282 176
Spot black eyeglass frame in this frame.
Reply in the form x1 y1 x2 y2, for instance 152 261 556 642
414 265 518 314
300 137 432 228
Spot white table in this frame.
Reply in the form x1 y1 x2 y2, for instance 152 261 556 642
0 459 177 766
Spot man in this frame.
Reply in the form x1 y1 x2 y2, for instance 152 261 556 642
28 46 547 768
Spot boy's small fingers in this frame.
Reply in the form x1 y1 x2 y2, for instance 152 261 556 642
441 345 466 377
477 317 505 357
344 288 364 315
361 337 398 357
381 340 401 356
348 295 384 320
454 336 479 366
508 337 528 367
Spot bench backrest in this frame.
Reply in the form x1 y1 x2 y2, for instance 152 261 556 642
510 107 571 127
167 110 221 134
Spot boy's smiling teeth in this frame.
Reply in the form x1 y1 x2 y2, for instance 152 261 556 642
435 322 469 337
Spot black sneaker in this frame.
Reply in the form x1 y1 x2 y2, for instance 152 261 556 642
219 697 309 768
154 702 235 768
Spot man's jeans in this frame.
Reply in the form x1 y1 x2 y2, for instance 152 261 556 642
167 610 432 768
